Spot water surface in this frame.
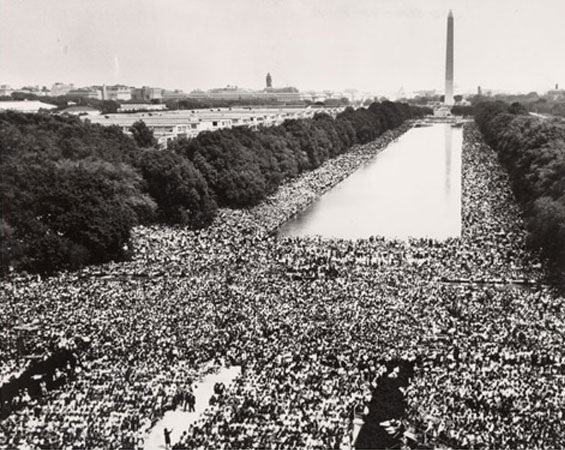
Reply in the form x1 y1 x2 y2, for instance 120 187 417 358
278 124 462 240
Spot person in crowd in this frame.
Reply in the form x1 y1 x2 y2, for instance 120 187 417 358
164 427 172 450
1 125 563 450
187 390 195 413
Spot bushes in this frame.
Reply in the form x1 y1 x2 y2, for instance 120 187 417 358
474 101 565 277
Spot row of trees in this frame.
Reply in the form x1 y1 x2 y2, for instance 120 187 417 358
1 102 428 275
474 101 565 280
451 105 474 116
168 102 428 208
469 92 565 118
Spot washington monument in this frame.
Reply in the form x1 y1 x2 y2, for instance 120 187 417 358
444 10 454 105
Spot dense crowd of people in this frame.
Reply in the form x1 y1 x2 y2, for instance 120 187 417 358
1 124 563 449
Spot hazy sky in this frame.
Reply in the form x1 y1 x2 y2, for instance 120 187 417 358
1 0 564 95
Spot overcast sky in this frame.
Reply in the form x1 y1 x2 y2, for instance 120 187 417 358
1 0 564 96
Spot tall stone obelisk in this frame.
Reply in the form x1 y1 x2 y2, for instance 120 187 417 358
444 10 454 105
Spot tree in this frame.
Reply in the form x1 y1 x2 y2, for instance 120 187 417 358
0 160 154 274
474 100 565 283
136 149 217 228
509 102 528 115
0 112 156 275
0 111 139 163
528 196 565 268
0 102 426 275
101 100 120 114
451 105 474 116
130 120 156 147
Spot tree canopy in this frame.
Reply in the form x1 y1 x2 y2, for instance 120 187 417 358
130 120 157 148
1 102 426 275
474 101 565 280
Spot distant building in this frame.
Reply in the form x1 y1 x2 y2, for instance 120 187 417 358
187 90 210 100
68 87 102 100
132 86 163 102
119 103 167 112
0 85 13 96
162 90 188 101
209 90 255 101
86 113 205 147
187 85 302 104
85 106 345 147
301 91 329 102
103 85 132 101
342 89 358 102
434 105 453 117
51 82 75 97
10 85 48 97
266 73 272 89
546 87 565 101
206 86 258 101
267 91 301 103
0 100 57 113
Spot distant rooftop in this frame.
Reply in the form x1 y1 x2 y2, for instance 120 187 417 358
0 100 57 112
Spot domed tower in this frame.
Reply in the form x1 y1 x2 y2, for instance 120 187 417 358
266 73 272 89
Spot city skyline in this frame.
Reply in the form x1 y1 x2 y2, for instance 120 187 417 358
1 0 564 95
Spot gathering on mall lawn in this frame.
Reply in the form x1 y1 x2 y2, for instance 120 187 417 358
1 121 564 449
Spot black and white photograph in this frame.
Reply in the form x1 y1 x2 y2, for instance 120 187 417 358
1 0 565 448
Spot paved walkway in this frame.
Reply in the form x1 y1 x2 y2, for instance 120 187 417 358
143 365 241 449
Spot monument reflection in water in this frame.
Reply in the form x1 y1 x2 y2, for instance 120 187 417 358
278 123 462 240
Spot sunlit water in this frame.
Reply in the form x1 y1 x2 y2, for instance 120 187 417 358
278 123 462 240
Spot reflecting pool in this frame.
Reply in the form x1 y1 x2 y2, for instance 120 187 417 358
278 123 462 240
